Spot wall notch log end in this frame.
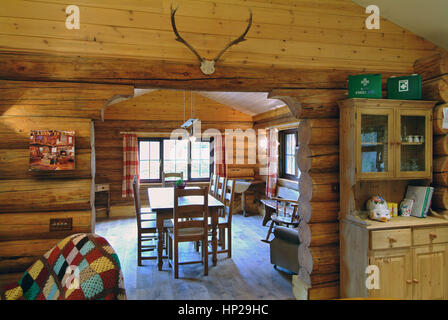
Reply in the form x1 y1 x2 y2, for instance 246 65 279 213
267 92 303 120
101 93 136 122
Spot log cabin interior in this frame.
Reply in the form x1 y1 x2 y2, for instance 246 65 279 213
0 0 448 301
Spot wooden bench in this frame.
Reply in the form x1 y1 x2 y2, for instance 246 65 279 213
261 186 300 226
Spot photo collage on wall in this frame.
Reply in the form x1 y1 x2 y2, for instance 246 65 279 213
29 130 75 171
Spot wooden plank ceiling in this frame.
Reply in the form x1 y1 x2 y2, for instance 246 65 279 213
106 89 286 117
197 91 285 116
0 0 440 73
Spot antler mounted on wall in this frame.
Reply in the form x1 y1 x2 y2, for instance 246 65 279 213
170 5 252 75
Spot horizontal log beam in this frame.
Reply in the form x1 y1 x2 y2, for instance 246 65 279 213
0 51 403 92
0 179 91 213
422 75 448 103
0 210 91 241
414 52 448 81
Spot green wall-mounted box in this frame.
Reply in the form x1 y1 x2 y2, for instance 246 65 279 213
387 74 422 100
348 74 382 99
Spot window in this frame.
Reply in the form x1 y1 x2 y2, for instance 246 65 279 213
139 140 161 181
163 139 188 180
138 138 212 183
191 141 211 179
279 128 298 180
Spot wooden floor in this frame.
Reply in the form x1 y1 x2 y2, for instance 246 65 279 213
95 213 295 300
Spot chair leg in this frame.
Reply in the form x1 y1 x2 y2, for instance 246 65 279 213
203 236 208 276
168 235 173 262
174 240 179 279
227 226 232 258
261 221 275 243
219 229 225 248
137 233 142 266
195 240 200 252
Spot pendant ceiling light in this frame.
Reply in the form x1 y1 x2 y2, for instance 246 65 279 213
180 91 198 142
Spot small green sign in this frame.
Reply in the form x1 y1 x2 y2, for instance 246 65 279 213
387 74 422 100
348 74 382 99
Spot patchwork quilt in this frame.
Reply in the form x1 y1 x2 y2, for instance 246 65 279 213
0 233 126 300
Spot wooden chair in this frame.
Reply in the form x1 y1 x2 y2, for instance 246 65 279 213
167 187 209 279
215 175 227 203
261 201 300 243
215 178 235 258
162 172 184 187
260 186 300 243
208 174 218 197
132 176 171 265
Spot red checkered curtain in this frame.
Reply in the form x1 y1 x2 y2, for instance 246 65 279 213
265 128 278 198
215 134 226 177
122 134 139 198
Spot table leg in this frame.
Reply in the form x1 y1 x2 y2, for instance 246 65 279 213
156 213 164 271
212 209 218 266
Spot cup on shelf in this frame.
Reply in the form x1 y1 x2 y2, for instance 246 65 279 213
413 135 420 143
406 135 414 143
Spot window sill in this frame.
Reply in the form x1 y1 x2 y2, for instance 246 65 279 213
277 178 298 188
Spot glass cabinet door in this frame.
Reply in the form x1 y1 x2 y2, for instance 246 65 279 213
397 111 430 178
357 109 393 178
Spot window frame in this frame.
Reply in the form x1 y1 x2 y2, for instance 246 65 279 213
279 128 298 181
138 137 213 183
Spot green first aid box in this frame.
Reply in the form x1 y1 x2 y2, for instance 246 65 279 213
348 74 382 99
387 74 422 100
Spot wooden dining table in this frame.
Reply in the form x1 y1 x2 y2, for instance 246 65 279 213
147 187 225 271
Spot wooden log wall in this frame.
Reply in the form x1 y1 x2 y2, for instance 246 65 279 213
295 115 340 298
95 89 255 217
253 89 343 299
0 0 438 78
415 53 448 218
0 80 133 282
0 0 444 298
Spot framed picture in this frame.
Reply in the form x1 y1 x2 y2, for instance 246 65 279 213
29 130 75 171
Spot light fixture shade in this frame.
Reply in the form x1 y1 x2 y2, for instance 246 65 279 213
181 118 198 129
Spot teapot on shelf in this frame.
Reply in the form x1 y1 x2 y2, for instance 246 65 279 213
366 196 391 222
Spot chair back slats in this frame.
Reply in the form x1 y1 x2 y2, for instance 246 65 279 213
162 172 184 187
173 187 208 237
216 176 227 201
222 179 235 219
209 174 218 196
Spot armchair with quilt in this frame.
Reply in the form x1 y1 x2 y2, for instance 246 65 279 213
0 233 126 300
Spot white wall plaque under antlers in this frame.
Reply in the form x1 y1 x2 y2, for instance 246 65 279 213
170 5 253 75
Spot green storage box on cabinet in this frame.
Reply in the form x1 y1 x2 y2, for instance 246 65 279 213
348 74 382 99
387 74 422 100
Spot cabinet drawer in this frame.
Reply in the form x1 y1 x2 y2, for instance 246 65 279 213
370 229 411 250
413 226 448 246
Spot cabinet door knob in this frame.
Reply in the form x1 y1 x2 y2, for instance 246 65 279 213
406 280 412 284
429 233 437 240
413 279 419 284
